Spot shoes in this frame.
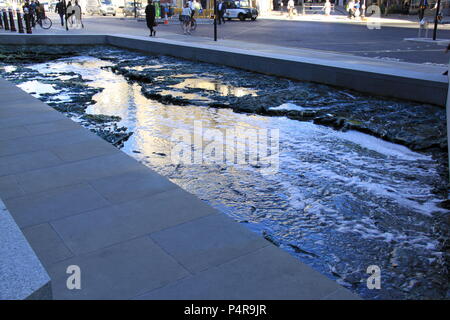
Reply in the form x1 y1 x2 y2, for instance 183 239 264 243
153 30 156 36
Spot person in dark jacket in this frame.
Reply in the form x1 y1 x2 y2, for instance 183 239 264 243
217 0 227 25
145 0 156 37
55 0 66 26
29 0 37 27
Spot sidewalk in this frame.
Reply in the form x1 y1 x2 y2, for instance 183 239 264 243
5 20 446 76
260 7 450 28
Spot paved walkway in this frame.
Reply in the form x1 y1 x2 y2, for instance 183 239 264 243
0 78 359 299
2 21 447 76
4 12 450 64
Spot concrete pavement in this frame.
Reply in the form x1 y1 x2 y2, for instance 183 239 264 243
1 33 446 105
16 12 450 64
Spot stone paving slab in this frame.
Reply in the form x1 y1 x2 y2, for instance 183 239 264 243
22 223 74 268
0 150 62 176
135 245 347 300
87 167 178 204
150 213 269 274
0 127 95 157
0 126 32 141
24 119 82 136
0 75 361 299
0 109 67 129
14 152 140 193
4 183 110 228
0 175 25 200
50 188 218 255
49 139 118 163
47 236 190 300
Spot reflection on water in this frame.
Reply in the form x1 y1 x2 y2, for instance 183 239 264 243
3 52 448 300
172 78 258 97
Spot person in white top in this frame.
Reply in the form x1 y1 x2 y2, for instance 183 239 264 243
347 0 355 19
182 3 192 34
190 0 197 18
323 0 331 16
287 0 294 18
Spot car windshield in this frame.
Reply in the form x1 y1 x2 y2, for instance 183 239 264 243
101 0 112 5
236 0 251 7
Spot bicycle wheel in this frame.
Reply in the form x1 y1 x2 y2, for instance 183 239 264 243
41 17 52 29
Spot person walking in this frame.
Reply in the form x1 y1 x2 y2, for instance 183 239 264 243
217 0 224 24
354 0 361 18
191 0 198 18
22 0 32 27
73 0 83 28
181 2 192 34
55 0 66 27
346 0 355 19
145 0 156 37
287 0 294 18
418 0 428 22
29 0 37 27
35 0 42 22
323 0 331 16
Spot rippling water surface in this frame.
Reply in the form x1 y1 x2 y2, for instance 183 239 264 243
1 47 448 299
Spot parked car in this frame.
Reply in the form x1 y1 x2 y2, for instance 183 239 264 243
224 0 258 21
122 2 145 17
86 0 117 16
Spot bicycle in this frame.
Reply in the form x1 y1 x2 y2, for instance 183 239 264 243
180 15 197 33
36 15 52 30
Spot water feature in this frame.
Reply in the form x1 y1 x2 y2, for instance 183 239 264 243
1 45 448 299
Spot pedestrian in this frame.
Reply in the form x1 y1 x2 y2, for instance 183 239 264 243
55 0 66 27
145 0 156 36
384 0 390 16
73 0 83 28
22 0 30 12
66 0 73 20
354 0 361 18
22 0 32 25
287 0 294 18
181 2 192 34
217 0 226 24
35 0 41 22
346 0 355 19
418 0 428 22
323 0 331 16
29 0 37 27
190 0 198 19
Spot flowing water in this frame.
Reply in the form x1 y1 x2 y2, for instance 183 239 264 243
1 46 448 299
